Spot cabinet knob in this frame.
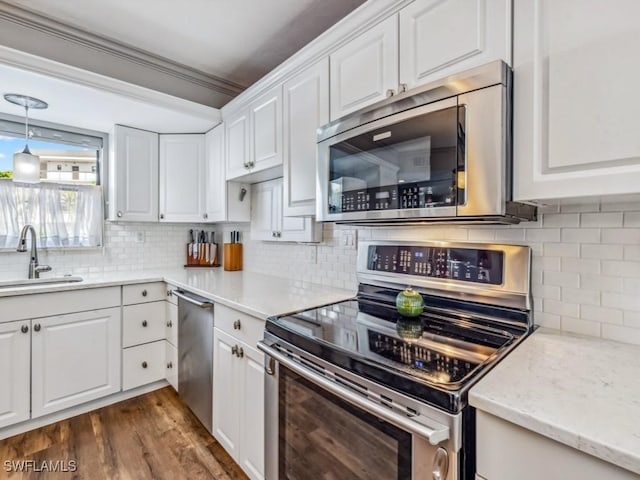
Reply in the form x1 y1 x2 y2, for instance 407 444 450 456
142 289 148 297
399 83 408 93
167 320 173 328
167 361 173 369
33 323 41 332
117 210 123 218
21 325 29 334
272 231 276 238
231 345 238 356
203 213 208 220
233 319 241 330
142 320 148 327
160 214 165 220
386 89 396 97
276 231 282 238
142 361 148 369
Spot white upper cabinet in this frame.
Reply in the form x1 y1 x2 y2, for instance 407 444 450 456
226 85 283 181
513 0 640 202
225 110 250 180
399 0 511 89
159 134 206 222
109 125 159 222
205 125 251 223
330 15 399 120
283 58 329 217
250 85 283 172
251 177 321 242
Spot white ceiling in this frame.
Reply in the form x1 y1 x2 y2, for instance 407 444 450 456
6 0 366 88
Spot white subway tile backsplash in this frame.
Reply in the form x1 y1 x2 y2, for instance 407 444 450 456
580 212 623 228
561 287 600 306
560 203 600 213
543 213 579 228
544 243 580 257
561 257 600 274
544 271 580 288
601 260 640 278
561 316 602 337
580 305 623 325
561 228 600 244
581 244 623 260
580 274 623 292
602 324 640 346
623 246 640 261
544 298 580 317
601 228 640 244
525 228 561 243
623 211 640 227
602 292 640 312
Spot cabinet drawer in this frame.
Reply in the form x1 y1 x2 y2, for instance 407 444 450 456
123 282 166 305
166 342 178 391
123 302 166 348
166 301 178 347
122 341 165 390
215 303 264 349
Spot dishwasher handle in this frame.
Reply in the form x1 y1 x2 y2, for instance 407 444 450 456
171 289 213 309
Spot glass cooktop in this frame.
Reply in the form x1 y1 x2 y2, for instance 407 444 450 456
266 296 519 412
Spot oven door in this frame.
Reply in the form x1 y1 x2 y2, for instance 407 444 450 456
258 339 458 480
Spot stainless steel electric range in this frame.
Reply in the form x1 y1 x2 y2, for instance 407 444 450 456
258 241 533 480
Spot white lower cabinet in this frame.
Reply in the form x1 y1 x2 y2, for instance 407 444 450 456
213 316 265 480
31 308 121 418
165 341 178 391
476 411 638 480
0 320 30 429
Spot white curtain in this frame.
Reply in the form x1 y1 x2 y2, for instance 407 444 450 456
0 179 103 249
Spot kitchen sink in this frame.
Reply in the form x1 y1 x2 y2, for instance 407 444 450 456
0 276 84 289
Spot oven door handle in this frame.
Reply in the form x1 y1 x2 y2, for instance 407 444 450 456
257 341 450 446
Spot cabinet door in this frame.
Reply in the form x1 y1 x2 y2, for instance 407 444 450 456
250 179 279 241
226 110 250 180
165 341 178 391
205 124 227 222
159 134 206 222
0 320 31 428
399 0 511 90
283 58 329 217
109 125 159 222
31 308 121 418
513 0 640 201
239 344 265 480
212 328 240 459
330 15 399 120
278 184 321 243
250 85 283 172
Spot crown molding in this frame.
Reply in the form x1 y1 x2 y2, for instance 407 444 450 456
221 0 414 116
0 0 245 98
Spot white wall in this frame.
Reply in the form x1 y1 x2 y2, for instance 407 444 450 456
235 201 640 347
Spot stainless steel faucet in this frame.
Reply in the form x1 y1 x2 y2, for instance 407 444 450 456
17 225 52 279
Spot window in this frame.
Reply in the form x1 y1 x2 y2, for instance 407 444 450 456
0 116 105 249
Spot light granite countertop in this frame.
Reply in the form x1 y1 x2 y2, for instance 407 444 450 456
469 328 640 476
0 269 355 319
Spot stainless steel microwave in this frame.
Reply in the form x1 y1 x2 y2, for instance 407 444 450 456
316 61 536 225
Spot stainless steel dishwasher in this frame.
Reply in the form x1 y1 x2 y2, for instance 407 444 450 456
172 289 214 434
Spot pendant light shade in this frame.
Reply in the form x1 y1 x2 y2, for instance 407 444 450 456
3 94 48 183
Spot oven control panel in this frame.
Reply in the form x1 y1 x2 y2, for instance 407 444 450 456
367 245 504 285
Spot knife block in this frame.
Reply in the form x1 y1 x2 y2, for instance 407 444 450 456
223 243 242 271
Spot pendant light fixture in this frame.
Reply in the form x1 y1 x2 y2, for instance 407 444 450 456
3 93 48 183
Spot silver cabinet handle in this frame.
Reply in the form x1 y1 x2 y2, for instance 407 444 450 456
386 89 396 97
231 345 238 356
399 83 408 93
257 341 450 446
142 361 148 369
233 319 241 330
237 347 244 358
167 361 173 369
117 210 123 218
33 323 41 332
142 320 148 327
203 213 208 220
170 289 213 309
21 325 29 334
167 320 173 328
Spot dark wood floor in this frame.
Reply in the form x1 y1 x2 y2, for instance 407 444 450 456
0 387 248 480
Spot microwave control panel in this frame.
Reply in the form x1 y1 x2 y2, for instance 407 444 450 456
339 186 399 212
367 245 504 285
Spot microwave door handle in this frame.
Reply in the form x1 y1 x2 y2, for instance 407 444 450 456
257 341 449 446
